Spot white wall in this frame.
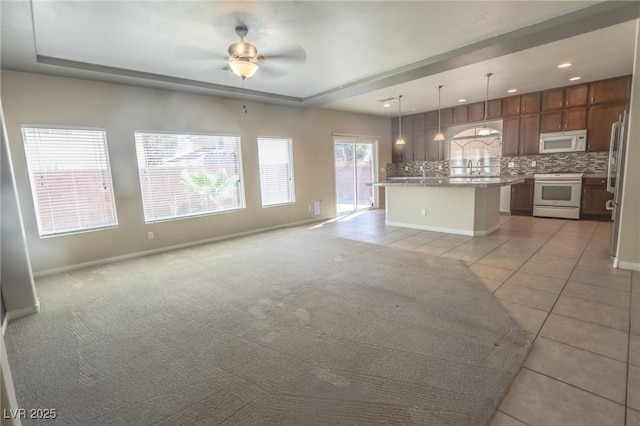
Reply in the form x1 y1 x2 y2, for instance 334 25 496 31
618 20 640 271
1 70 391 273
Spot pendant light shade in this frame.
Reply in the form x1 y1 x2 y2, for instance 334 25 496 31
478 73 493 136
434 85 445 141
396 94 406 145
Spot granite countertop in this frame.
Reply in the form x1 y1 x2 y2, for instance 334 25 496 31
372 176 525 188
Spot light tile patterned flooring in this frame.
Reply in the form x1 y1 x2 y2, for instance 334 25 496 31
315 209 639 426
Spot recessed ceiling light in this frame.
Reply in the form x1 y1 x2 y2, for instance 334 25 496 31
569 76 581 81
558 63 572 68
507 89 517 93
383 103 390 107
458 99 466 103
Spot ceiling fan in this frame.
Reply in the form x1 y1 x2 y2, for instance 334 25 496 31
223 24 306 80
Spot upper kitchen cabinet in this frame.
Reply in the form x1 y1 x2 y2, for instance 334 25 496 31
413 113 426 130
587 101 627 152
542 88 564 111
542 84 588 111
565 84 589 107
589 75 631 105
487 99 502 119
521 92 541 114
426 108 453 128
453 105 468 124
503 96 521 116
468 102 485 122
426 128 443 161
541 107 587 133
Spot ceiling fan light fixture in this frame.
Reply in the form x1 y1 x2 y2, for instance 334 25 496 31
229 58 259 79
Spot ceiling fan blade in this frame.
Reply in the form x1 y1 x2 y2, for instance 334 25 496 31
257 63 288 79
259 45 307 64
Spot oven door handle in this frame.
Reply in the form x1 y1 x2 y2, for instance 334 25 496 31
534 181 582 185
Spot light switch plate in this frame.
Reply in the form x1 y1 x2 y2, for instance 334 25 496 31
508 161 515 168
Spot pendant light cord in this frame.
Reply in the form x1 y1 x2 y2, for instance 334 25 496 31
437 85 443 134
398 94 403 139
483 73 492 129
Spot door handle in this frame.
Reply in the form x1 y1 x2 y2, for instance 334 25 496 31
605 199 615 211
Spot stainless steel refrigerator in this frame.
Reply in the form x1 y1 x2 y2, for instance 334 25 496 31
606 110 629 264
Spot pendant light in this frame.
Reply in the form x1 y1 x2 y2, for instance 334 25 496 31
478 73 493 136
434 85 445 141
395 95 406 145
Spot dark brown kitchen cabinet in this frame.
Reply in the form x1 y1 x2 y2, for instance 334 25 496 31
413 113 426 130
519 113 540 155
521 92 541 114
426 108 453 128
454 105 468 124
543 84 589 111
391 117 414 162
510 178 534 216
589 75 631 105
468 102 485 122
426 128 443 161
565 84 589 107
541 107 587 132
542 88 564 111
581 178 614 220
502 116 520 156
413 129 426 161
587 102 627 152
487 99 502 119
503 96 521 116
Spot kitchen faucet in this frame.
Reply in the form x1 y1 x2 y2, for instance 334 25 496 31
467 160 474 175
476 159 483 175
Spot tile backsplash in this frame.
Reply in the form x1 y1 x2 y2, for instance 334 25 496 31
387 151 609 178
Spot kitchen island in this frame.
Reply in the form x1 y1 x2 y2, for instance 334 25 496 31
372 176 525 236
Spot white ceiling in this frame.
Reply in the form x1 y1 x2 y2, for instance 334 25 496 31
1 1 638 117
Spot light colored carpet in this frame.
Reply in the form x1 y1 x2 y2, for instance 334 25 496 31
5 227 530 425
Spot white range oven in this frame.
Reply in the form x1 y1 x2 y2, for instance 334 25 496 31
533 173 583 219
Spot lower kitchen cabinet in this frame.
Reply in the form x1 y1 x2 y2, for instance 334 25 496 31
581 178 614 220
510 178 534 216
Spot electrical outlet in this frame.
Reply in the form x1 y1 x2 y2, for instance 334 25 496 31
148 231 154 240
531 160 537 167
405 166 409 171
508 161 515 168
438 165 443 170
419 166 424 171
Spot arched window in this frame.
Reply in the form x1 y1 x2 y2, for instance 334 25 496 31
449 128 502 176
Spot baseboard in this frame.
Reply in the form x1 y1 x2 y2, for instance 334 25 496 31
615 259 640 272
4 301 40 327
385 221 500 237
33 217 330 277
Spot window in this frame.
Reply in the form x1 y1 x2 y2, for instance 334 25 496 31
21 127 118 237
257 137 295 207
134 132 245 222
449 128 502 176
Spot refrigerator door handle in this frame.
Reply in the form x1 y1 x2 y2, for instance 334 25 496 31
607 120 621 193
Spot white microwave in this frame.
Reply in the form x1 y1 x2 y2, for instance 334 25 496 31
539 130 587 154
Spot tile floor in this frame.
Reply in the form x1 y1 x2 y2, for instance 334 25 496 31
313 209 639 426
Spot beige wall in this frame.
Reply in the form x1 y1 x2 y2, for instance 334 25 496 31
618 20 640 271
1 70 391 273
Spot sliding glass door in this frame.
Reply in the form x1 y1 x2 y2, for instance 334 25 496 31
334 137 377 215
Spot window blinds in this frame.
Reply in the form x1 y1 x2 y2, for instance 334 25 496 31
257 137 295 207
21 127 118 236
134 132 245 222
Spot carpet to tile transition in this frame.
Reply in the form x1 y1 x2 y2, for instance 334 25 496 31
5 229 530 425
